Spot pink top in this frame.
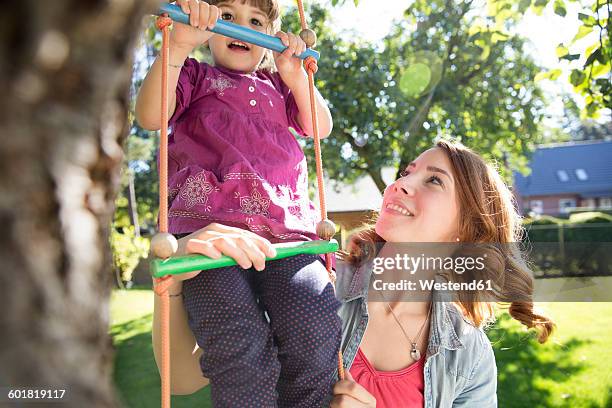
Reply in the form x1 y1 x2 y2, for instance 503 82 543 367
164 58 319 242
349 348 425 408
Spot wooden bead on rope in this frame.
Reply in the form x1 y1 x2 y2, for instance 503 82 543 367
299 28 317 48
316 219 336 240
151 232 178 259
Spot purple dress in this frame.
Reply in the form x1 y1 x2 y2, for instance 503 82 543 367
166 58 319 242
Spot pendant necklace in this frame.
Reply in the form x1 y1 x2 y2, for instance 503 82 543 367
379 290 432 361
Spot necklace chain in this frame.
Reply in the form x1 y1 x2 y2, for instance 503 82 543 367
378 290 432 361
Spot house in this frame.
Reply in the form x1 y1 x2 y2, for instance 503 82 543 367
513 140 612 216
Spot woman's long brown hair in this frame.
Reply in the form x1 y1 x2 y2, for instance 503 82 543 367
343 140 555 343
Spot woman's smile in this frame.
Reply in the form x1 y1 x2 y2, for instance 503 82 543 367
383 201 415 217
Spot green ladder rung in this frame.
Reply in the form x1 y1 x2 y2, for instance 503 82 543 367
151 239 338 278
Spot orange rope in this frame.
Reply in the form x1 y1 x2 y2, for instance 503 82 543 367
157 15 172 234
296 0 308 30
153 275 175 408
156 14 173 408
304 61 326 222
296 1 345 382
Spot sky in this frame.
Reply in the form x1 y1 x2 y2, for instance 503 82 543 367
279 0 596 124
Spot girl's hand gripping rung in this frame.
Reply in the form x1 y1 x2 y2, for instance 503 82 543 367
158 3 320 61
151 239 337 277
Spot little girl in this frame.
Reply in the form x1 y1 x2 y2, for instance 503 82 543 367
136 0 341 406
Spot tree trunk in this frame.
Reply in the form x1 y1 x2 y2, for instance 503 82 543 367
367 167 387 194
0 0 156 406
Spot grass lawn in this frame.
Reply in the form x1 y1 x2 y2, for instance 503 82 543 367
110 289 212 407
110 286 612 407
490 303 612 407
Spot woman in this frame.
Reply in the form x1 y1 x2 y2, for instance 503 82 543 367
152 140 554 406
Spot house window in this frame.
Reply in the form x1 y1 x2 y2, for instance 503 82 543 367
575 168 589 181
600 198 612 209
556 170 569 182
530 200 543 214
559 198 576 213
582 198 596 209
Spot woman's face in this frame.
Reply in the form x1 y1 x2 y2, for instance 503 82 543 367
376 147 460 243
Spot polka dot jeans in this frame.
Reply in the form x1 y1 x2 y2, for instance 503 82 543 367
182 254 342 407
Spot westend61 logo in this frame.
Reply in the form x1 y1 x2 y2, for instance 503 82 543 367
372 253 487 275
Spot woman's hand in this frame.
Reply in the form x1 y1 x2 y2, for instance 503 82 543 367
170 0 220 51
273 31 307 89
330 372 376 407
173 223 278 281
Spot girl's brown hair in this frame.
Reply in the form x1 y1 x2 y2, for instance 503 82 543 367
205 0 281 71
344 139 555 343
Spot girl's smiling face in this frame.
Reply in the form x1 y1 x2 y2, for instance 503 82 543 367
208 1 269 72
376 147 460 243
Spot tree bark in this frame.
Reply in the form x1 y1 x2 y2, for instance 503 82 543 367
0 0 156 406
364 167 384 194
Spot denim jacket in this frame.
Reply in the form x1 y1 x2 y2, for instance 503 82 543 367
329 260 498 408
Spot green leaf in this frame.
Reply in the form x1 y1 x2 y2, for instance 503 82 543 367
535 69 562 82
518 0 532 13
556 45 569 58
491 31 510 43
584 43 598 57
592 1 605 13
585 101 599 117
480 44 491 60
569 69 587 86
532 0 548 15
591 62 611 78
584 48 601 68
578 13 596 26
549 69 562 80
533 71 548 82
561 53 581 61
572 25 593 43
595 78 612 98
596 49 607 64
553 0 566 17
